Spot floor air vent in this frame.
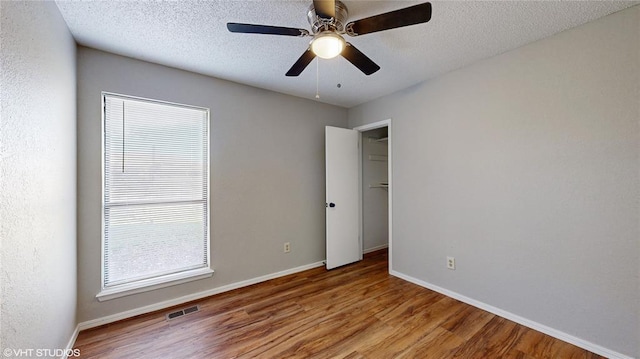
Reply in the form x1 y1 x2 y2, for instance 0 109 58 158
166 305 200 321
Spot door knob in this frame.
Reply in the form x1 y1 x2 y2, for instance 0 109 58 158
329 202 336 208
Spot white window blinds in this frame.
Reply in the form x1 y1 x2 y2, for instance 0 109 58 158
103 93 209 288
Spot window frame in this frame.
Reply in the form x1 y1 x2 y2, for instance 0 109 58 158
97 92 213 302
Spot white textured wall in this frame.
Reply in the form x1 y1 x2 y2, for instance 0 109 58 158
0 0 77 353
361 128 388 252
76 48 348 322
349 6 639 358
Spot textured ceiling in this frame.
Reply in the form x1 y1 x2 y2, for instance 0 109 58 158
55 0 638 108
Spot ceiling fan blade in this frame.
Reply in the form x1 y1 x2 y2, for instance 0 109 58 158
346 2 432 36
313 0 335 19
227 23 309 37
286 48 316 77
341 43 380 75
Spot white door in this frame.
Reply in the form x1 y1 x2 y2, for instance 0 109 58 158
325 126 361 269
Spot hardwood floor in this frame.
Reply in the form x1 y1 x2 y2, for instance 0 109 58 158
74 250 603 358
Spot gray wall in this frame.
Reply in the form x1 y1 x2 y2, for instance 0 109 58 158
77 47 348 321
361 128 389 252
0 1 78 353
349 6 639 358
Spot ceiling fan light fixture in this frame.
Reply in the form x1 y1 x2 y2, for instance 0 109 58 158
311 32 345 59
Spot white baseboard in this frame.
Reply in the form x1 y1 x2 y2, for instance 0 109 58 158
62 325 79 359
77 261 325 332
389 270 634 359
363 244 388 254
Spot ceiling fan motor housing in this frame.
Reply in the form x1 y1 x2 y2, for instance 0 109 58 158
307 0 349 33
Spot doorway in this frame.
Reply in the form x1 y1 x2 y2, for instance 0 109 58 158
324 120 392 270
354 119 392 270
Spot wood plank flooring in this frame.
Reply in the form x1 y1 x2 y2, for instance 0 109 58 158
73 250 604 358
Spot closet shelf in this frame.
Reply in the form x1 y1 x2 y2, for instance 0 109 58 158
369 182 389 189
368 154 387 162
368 137 388 143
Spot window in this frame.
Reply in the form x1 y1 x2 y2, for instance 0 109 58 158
99 93 211 301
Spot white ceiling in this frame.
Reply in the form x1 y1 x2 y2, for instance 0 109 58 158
55 0 638 108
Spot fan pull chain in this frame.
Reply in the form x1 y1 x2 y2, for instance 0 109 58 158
315 59 320 99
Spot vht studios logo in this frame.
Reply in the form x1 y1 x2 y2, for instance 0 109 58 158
3 348 80 357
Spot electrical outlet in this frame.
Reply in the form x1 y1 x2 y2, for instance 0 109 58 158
284 242 291 253
447 256 455 270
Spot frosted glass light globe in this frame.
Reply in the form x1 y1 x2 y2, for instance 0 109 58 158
311 32 345 59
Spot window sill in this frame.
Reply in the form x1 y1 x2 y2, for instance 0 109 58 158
96 267 214 302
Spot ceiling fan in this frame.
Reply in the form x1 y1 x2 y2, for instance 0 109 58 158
227 0 432 77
